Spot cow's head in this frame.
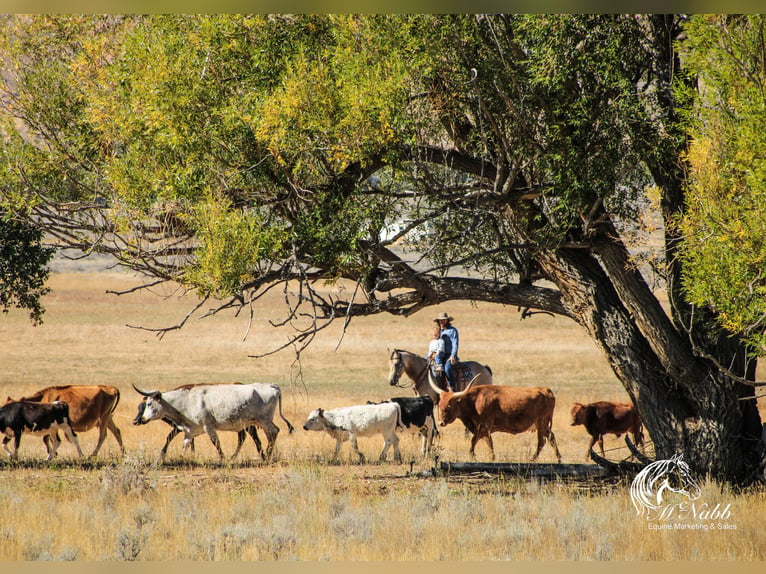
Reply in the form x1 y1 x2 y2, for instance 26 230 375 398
302 408 327 432
428 371 479 426
132 384 163 425
570 403 587 426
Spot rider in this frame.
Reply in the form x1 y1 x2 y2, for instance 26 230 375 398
427 324 445 364
434 312 459 391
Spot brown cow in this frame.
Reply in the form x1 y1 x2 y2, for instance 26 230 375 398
570 401 643 460
429 373 561 462
10 385 124 457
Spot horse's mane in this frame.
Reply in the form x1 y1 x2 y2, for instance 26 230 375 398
630 455 698 517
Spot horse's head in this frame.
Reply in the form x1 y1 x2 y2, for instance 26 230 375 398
388 349 404 386
631 454 702 517
660 454 702 502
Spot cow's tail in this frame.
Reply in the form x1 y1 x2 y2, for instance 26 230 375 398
395 403 405 431
108 388 121 417
274 386 295 434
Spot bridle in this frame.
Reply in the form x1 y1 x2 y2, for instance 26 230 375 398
389 349 430 389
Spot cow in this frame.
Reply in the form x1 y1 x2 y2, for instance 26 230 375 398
570 401 644 460
133 383 263 461
429 372 561 462
302 402 404 463
0 400 84 461
132 382 294 462
10 385 124 458
368 396 436 456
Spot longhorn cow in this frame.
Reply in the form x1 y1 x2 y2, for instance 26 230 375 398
133 382 294 462
429 372 561 462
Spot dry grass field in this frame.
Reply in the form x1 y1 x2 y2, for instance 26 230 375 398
1 268 765 560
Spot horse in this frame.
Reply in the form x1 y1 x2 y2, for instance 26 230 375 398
387 348 493 404
630 454 702 520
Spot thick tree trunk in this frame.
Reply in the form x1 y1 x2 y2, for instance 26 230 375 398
537 245 763 482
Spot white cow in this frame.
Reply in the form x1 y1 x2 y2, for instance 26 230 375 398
133 382 294 462
302 403 403 463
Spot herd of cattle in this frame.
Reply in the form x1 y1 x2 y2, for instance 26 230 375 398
0 375 645 464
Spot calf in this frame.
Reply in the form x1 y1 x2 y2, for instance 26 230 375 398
369 396 436 456
302 403 403 463
13 385 124 457
571 401 644 460
0 401 84 461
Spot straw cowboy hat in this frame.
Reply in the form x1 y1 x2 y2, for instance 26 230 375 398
433 312 454 322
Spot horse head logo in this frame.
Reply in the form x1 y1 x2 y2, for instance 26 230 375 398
630 454 702 519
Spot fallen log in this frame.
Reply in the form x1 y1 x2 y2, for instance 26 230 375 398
625 435 653 464
589 448 645 474
439 461 610 479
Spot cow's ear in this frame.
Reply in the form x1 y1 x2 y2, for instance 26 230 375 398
317 408 324 417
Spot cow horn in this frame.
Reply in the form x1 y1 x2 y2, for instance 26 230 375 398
427 366 445 397
451 374 481 397
132 384 159 397
464 374 480 392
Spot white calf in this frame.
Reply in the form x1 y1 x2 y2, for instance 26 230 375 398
303 403 403 463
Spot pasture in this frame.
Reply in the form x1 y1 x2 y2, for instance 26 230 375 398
1 268 765 561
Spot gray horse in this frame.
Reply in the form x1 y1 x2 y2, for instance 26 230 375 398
387 348 493 404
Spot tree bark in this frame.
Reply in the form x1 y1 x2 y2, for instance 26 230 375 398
536 245 763 482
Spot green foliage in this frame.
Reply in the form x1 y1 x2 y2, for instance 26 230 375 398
183 196 287 298
679 15 766 351
0 213 54 323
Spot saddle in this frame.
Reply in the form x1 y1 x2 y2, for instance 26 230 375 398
429 362 475 391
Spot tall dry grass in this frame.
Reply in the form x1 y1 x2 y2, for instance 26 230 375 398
1 270 765 560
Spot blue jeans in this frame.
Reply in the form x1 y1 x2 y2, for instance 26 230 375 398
444 359 458 390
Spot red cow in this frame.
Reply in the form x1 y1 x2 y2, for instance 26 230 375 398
570 401 643 460
10 385 124 458
429 373 561 462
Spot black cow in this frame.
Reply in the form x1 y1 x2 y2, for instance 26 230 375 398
0 401 84 461
369 396 436 456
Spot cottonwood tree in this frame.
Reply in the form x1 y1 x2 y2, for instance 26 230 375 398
0 14 763 482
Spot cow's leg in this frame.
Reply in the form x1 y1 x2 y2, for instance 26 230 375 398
204 426 225 460
422 418 435 456
598 435 606 457
392 433 402 463
246 426 264 460
547 429 562 463
531 427 545 461
379 432 401 462
181 434 196 457
43 435 54 459
332 438 344 461
484 433 495 461
160 427 181 460
349 434 365 463
468 432 481 459
44 432 61 461
107 417 125 455
230 430 247 460
585 435 598 461
62 425 84 458
261 422 279 462
11 431 22 460
2 435 14 459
